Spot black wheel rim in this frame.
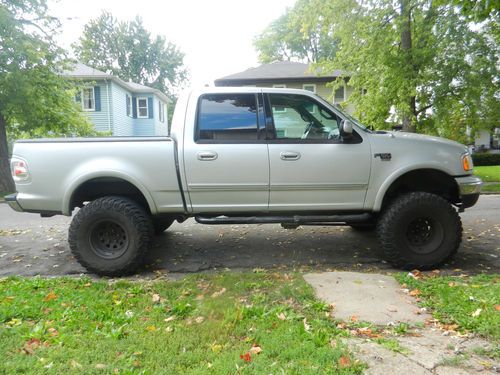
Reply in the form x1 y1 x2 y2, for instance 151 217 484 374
89 220 129 259
405 217 444 254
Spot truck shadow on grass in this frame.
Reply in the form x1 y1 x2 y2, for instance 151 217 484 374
143 222 499 275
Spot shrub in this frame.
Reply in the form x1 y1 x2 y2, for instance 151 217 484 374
472 153 500 166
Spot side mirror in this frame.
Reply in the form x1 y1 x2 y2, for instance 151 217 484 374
340 119 353 140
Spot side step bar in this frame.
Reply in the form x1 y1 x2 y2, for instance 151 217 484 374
195 213 373 225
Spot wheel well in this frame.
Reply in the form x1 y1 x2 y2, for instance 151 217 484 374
69 178 150 214
382 169 459 209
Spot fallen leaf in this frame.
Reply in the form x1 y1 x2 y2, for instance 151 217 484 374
249 345 262 355
145 325 157 332
303 318 311 331
23 338 41 355
350 315 358 322
339 356 351 368
43 291 57 302
152 294 161 303
240 352 251 363
195 316 205 324
472 308 482 317
277 312 286 321
211 288 226 298
494 305 500 311
164 316 175 322
409 289 421 297
95 363 106 369
47 327 58 337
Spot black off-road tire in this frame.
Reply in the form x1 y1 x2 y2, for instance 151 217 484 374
153 218 174 235
377 192 462 270
68 196 153 276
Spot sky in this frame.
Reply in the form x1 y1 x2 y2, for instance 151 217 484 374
49 0 297 87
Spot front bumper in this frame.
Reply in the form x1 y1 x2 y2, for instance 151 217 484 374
455 175 482 209
5 193 23 212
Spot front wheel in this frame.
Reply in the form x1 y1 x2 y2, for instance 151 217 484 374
68 196 153 276
377 192 462 270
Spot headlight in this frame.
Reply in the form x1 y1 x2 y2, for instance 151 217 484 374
461 153 473 172
11 158 31 182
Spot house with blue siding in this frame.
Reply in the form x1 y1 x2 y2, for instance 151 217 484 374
63 63 169 136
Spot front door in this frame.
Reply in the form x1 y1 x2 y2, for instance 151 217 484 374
265 93 371 211
183 92 269 213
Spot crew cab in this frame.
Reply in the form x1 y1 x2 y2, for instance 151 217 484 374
6 87 482 275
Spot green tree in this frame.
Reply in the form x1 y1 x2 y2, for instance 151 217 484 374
302 0 499 138
0 0 94 193
74 12 188 98
254 0 337 63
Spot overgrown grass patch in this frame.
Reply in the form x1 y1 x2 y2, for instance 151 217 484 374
482 184 500 193
396 273 500 340
0 272 364 374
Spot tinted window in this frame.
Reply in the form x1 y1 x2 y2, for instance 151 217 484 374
269 94 341 141
197 94 259 141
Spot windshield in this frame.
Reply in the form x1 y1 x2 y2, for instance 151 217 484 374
313 94 372 133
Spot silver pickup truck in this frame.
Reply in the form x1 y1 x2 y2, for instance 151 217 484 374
6 87 482 275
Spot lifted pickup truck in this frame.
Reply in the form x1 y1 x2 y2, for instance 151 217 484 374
7 87 482 275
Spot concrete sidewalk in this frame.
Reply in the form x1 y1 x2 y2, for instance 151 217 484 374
304 271 498 374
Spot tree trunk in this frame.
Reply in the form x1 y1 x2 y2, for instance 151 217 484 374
401 0 417 133
0 113 15 193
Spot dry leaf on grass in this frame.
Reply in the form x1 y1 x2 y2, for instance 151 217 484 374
151 294 161 303
43 291 57 302
339 356 351 368
249 345 262 355
211 288 226 298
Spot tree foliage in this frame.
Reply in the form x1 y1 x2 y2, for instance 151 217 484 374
294 0 499 139
254 0 337 63
74 11 188 97
0 0 94 192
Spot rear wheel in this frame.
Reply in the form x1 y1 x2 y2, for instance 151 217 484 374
68 196 153 276
377 192 462 270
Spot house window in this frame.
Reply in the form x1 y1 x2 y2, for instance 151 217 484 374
302 84 317 113
334 86 345 103
81 87 95 111
272 84 286 112
302 84 316 93
158 101 165 123
137 98 148 118
126 95 132 117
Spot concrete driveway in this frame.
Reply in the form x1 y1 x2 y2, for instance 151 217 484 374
0 195 498 277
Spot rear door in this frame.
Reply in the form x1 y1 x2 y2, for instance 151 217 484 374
183 92 269 213
265 93 371 211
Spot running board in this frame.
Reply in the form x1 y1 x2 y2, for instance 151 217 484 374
195 213 373 225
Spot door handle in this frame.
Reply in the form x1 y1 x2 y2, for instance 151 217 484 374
280 151 301 161
197 151 218 161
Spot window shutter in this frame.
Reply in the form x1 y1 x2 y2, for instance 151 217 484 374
132 97 137 118
148 97 153 119
75 90 81 103
94 86 101 111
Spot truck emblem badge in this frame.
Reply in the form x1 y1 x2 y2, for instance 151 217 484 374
374 153 392 161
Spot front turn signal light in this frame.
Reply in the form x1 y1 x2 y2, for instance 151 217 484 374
462 153 473 172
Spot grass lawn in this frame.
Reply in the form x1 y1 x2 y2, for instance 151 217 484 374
0 272 364 374
474 165 500 182
482 184 500 193
396 273 500 340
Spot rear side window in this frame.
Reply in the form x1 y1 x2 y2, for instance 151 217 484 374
197 94 259 141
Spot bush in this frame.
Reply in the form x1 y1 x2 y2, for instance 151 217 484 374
472 153 500 166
